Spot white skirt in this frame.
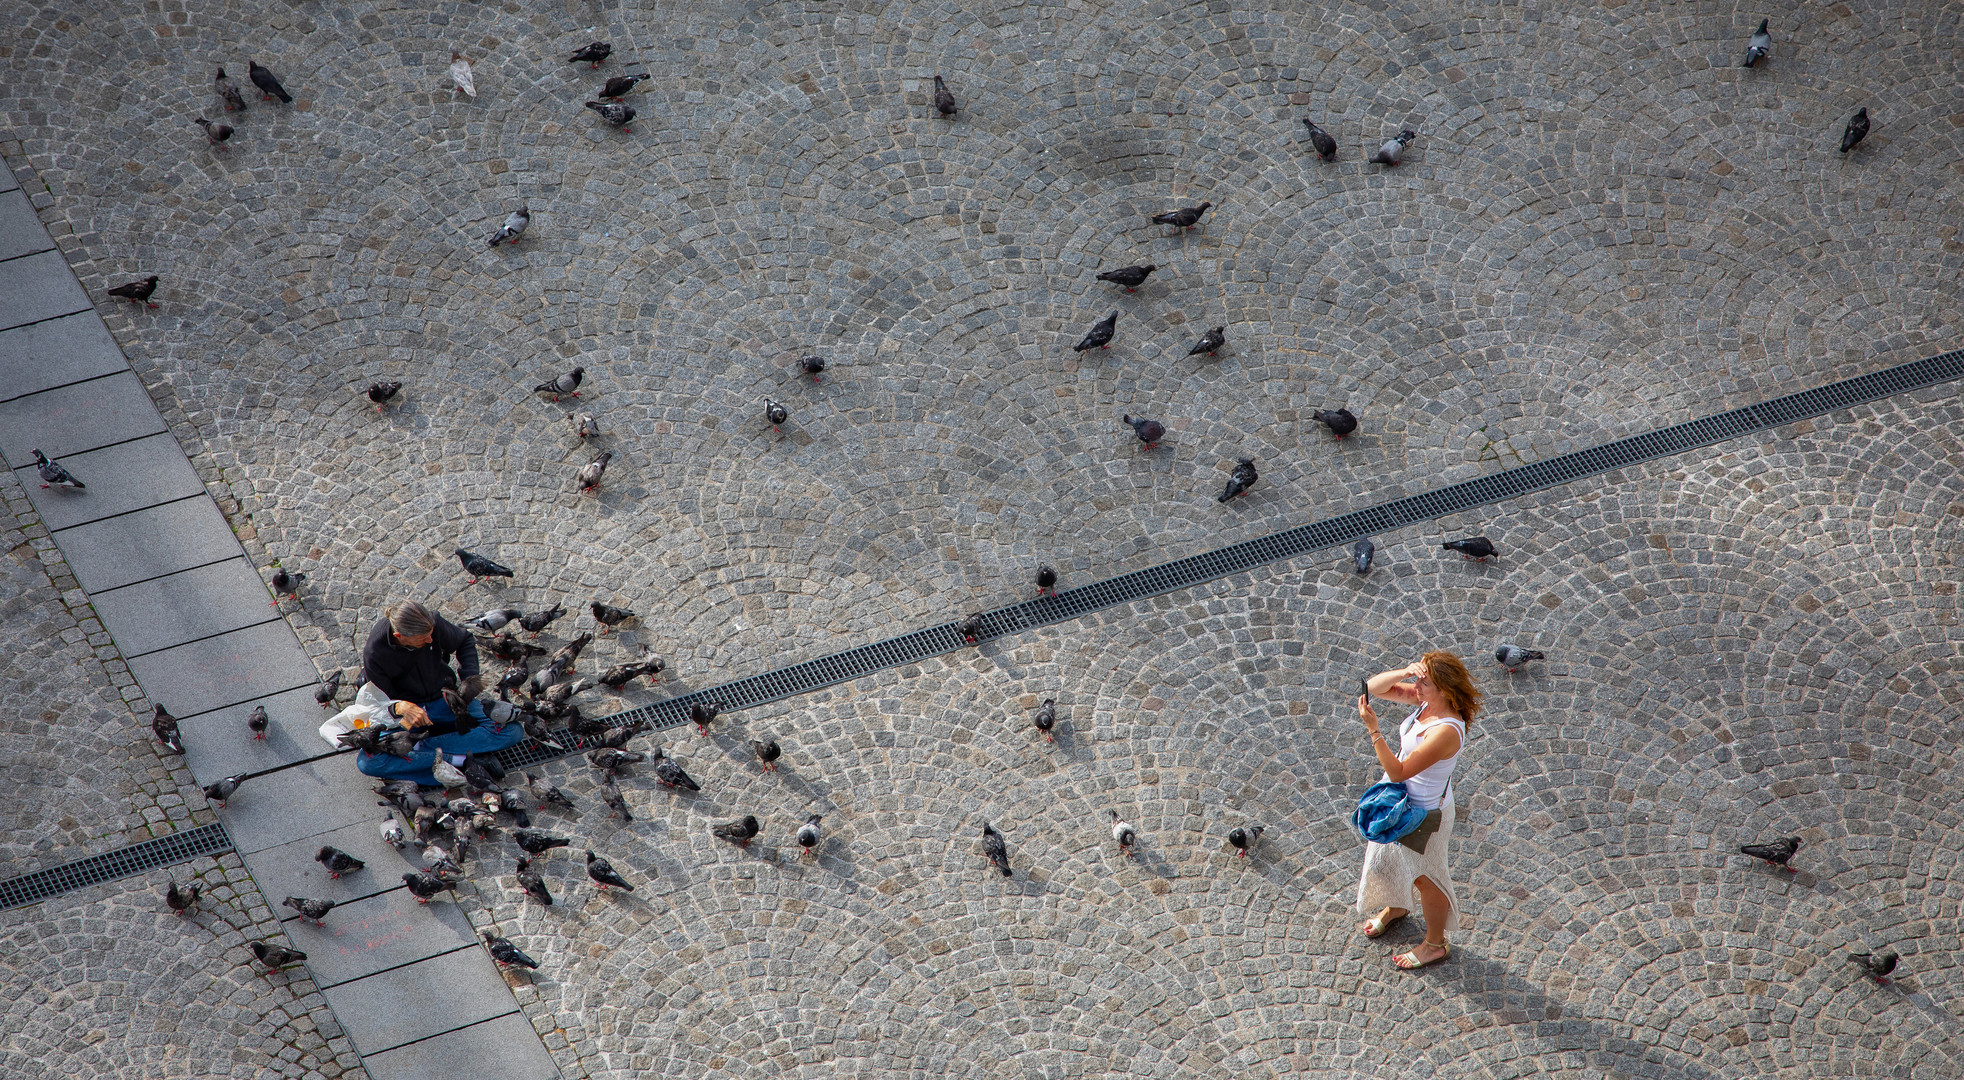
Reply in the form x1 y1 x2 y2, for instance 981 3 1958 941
1355 796 1459 935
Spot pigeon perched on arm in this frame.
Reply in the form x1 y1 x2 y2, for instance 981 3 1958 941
956 613 984 644
590 601 635 632
577 450 613 493
1312 408 1357 439
1035 565 1058 596
487 206 529 247
250 940 307 972
1353 539 1375 574
980 822 1013 877
449 53 475 97
196 117 233 148
482 931 539 969
315 669 343 709
215 68 246 112
456 548 515 584
1849 950 1897 984
108 276 159 308
1110 810 1136 855
153 703 185 754
800 355 827 382
1494 644 1545 672
515 857 553 904
797 814 822 856
1442 537 1497 561
600 72 650 98
713 815 761 847
366 380 402 410
584 100 636 132
585 850 634 891
765 400 788 431
248 61 293 103
688 701 722 737
1741 19 1771 67
165 880 202 915
569 41 611 68
1739 836 1800 871
282 896 336 925
1187 326 1225 357
534 367 584 400
32 450 84 490
518 603 565 636
1031 699 1056 742
315 845 365 878
1303 119 1337 160
933 75 957 117
1151 203 1211 230
1840 108 1869 154
1227 823 1264 857
1074 311 1118 351
1122 414 1164 449
1218 458 1258 502
752 739 781 771
1096 264 1156 292
202 774 245 808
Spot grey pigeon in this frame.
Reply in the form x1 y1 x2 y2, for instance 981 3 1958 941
800 355 827 381
1312 408 1357 439
165 880 202 915
526 771 575 811
380 815 406 849
1151 203 1211 230
1840 108 1869 154
456 547 514 583
1742 19 1771 67
518 603 565 636
153 703 185 754
1097 264 1156 292
247 61 292 103
980 822 1012 877
467 608 523 634
483 931 539 968
515 856 553 904
1303 119 1337 160
569 42 611 68
1739 836 1800 871
250 940 306 971
269 568 305 604
202 774 245 808
598 774 634 820
584 100 635 132
571 411 600 439
956 613 984 643
401 871 452 903
1110 810 1137 854
1353 538 1375 574
487 206 530 248
1370 129 1416 166
314 846 364 878
796 814 822 854
1218 458 1258 502
590 601 635 632
1122 414 1164 449
1227 823 1264 857
32 450 83 490
513 829 572 856
1849 950 1897 983
282 896 335 925
933 75 957 117
1035 565 1058 596
713 815 761 846
585 850 634 891
315 669 342 708
600 73 649 99
1074 311 1118 351
107 276 159 308
1442 536 1497 561
577 450 612 492
1187 326 1225 357
1494 644 1544 672
688 701 722 737
247 704 270 738
196 117 233 147
1032 699 1056 742
650 747 700 792
215 67 246 112
588 747 645 773
534 367 584 400
765 400 788 430
366 380 401 410
752 739 781 771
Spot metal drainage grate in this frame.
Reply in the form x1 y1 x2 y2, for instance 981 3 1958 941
0 823 234 910
495 347 1964 768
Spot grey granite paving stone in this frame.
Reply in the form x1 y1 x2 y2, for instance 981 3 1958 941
323 948 523 1055
0 312 130 403
359 1012 560 1080
125 619 319 722
0 370 164 466
285 882 481 989
212 752 391 856
0 155 16 192
13 433 206 529
51 494 240 592
0 249 90 332
90 557 281 657
0 187 52 262
179 684 346 785
250 819 426 912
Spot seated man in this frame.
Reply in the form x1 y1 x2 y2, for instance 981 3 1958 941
354 600 525 786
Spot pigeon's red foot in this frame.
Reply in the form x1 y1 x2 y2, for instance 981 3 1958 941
1237 849 1248 858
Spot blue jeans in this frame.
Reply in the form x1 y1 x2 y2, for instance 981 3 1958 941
354 696 526 786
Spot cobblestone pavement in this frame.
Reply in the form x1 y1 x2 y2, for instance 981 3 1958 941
3 1 1963 1078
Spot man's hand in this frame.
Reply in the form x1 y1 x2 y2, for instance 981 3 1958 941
397 702 432 729
458 674 486 702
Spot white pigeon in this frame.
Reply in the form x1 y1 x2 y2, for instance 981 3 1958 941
450 52 476 98
380 815 406 850
1110 810 1137 855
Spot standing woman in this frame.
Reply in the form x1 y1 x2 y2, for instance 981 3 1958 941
1354 651 1483 969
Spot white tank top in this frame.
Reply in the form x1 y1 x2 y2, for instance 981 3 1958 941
1387 706 1465 811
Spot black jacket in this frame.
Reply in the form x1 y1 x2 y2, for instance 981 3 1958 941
360 614 481 704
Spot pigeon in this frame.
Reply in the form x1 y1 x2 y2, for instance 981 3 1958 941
551 633 592 666
933 75 957 117
1849 950 1897 984
485 634 546 663
570 411 600 439
449 53 475 97
577 450 613 492
569 41 612 68
366 380 402 410
315 669 343 708
1353 539 1376 574
380 815 406 849
584 100 636 132
534 367 585 400
1739 837 1800 872
108 276 159 308
315 846 365 878
32 450 84 490
590 600 634 632
165 881 202 915
1035 565 1059 596
980 822 1012 877
765 400 788 431
457 548 515 583
650 747 700 792
598 774 634 821
487 206 529 247
282 896 336 925
1303 119 1337 160
202 774 245 808
1494 644 1545 672
422 843 464 877
402 871 452 903
1110 810 1137 855
1122 414 1164 449
600 72 650 99
752 739 781 771
248 61 293 103
250 941 307 972
1032 699 1056 742
1370 129 1417 166
526 772 575 812
467 608 524 634
588 747 646 773
1187 326 1225 357
1151 203 1211 230
1097 264 1156 292
796 814 823 855
269 568 304 605
800 355 827 382
597 659 650 689
196 117 233 147
956 613 984 644
515 857 554 905
1442 537 1497 561
713 815 761 847
688 701 722 737
1218 458 1258 502
513 829 573 857
585 850 634 891
153 703 185 754
1227 824 1264 857
1742 19 1771 68
1840 108 1869 154
518 603 566 636
1313 408 1357 439
1074 311 1118 351
215 67 246 112
482 931 539 969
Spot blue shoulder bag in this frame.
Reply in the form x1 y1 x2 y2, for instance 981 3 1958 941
1352 781 1427 845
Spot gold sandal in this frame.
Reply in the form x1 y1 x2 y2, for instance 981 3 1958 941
1359 910 1407 938
1394 942 1451 970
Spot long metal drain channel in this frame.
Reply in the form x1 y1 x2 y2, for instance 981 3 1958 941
492 347 1964 770
0 823 234 910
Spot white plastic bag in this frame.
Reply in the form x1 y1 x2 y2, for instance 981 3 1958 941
318 681 395 749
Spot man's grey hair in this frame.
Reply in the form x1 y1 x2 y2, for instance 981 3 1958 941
388 600 434 638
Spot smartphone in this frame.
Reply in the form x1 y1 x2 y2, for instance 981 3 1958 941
1359 676 1370 699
